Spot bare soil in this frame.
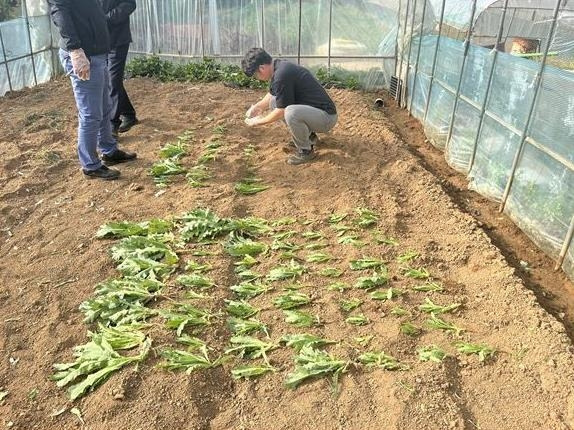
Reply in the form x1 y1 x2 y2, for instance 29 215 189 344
1 78 574 430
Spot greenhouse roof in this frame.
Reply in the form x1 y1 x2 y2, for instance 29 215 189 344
427 0 574 30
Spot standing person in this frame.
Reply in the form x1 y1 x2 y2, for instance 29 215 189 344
48 0 137 180
242 48 338 165
97 0 138 136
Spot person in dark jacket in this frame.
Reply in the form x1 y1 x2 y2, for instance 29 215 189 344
97 0 138 136
48 0 136 180
242 48 338 165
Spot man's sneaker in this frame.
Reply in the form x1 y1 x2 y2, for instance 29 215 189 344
82 165 120 180
287 149 316 165
118 116 139 133
101 149 137 165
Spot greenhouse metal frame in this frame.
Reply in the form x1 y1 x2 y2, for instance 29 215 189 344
396 0 574 279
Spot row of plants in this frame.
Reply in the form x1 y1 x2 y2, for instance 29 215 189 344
52 207 496 400
126 55 363 90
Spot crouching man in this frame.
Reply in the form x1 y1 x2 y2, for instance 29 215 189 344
242 48 338 165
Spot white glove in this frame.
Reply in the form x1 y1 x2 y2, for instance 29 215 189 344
245 117 262 127
70 48 90 81
245 104 262 119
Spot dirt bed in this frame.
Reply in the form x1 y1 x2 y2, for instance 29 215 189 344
1 78 574 430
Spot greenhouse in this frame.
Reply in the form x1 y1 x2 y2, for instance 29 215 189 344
1 1 574 429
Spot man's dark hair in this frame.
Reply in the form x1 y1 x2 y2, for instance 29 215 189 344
242 48 272 77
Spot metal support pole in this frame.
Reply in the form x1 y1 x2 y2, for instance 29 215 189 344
22 0 38 86
467 0 509 173
199 0 205 59
408 0 428 115
0 26 13 92
402 0 418 109
422 0 446 125
444 0 478 152
297 0 302 64
394 0 403 81
261 0 265 49
327 0 333 73
499 0 562 213
556 215 574 271
396 0 411 81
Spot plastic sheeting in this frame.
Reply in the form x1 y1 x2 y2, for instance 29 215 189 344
129 0 399 90
0 0 53 96
398 0 574 281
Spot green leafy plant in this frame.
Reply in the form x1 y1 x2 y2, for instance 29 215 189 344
161 304 214 336
273 230 297 240
320 267 344 278
426 314 464 336
327 213 348 223
271 240 301 252
354 335 374 347
235 178 270 195
284 310 319 327
52 335 151 400
80 278 162 325
400 322 421 337
224 234 267 257
337 235 365 247
370 287 405 301
159 141 188 160
301 231 324 240
285 346 348 389
355 208 378 228
227 317 269 336
305 242 329 250
418 345 447 363
185 260 212 273
273 291 311 310
412 282 443 292
390 307 410 317
403 267 430 279
272 217 297 227
373 232 398 246
326 282 351 292
230 282 271 299
397 251 419 263
358 351 406 370
267 261 306 281
345 314 369 326
419 298 460 314
339 298 363 312
350 257 384 271
150 159 186 179
306 252 332 263
231 364 277 379
454 342 496 362
96 219 173 239
95 324 147 350
355 271 389 290
159 348 222 374
225 300 260 319
186 165 211 187
281 334 336 352
225 336 277 364
176 274 215 290
178 208 232 242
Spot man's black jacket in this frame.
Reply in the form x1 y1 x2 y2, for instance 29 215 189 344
47 0 110 56
97 0 136 48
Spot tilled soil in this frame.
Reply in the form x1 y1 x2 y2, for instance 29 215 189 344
1 78 574 430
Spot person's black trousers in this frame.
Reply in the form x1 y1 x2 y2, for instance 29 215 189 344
108 43 136 128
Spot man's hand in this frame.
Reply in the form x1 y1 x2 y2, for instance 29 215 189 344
245 116 263 127
245 104 262 119
70 48 90 80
